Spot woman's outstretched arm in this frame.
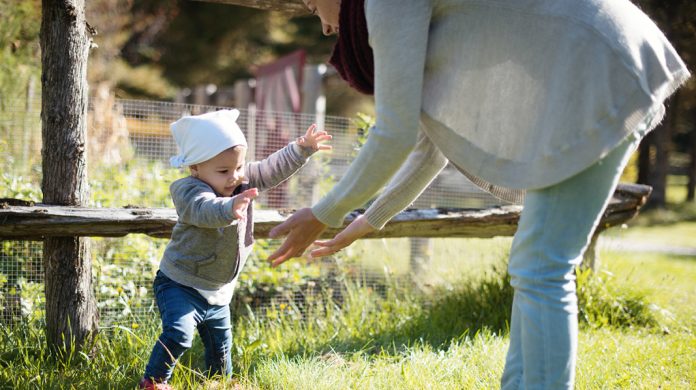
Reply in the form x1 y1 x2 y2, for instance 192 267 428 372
311 130 448 258
268 0 434 266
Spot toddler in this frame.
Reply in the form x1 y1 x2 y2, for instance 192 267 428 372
139 109 331 389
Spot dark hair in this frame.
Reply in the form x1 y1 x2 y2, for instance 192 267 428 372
329 0 374 95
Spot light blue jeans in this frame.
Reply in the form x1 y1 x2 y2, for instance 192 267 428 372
501 131 643 389
144 271 233 383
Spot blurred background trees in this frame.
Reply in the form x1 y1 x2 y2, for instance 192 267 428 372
86 1 339 98
633 0 696 207
0 0 41 105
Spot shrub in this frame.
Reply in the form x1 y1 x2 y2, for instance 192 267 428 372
577 267 661 329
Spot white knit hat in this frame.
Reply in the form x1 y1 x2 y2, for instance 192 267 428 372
169 109 248 168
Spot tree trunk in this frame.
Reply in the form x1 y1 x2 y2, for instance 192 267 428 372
40 0 98 351
636 2 684 209
637 129 666 207
637 132 652 186
638 94 678 208
653 117 671 207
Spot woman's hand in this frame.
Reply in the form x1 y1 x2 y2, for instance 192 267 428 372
267 208 327 267
231 188 258 220
310 215 375 258
296 123 333 152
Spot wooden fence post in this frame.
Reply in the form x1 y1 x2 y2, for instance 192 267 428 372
409 237 432 276
22 76 36 167
581 231 602 271
40 0 98 352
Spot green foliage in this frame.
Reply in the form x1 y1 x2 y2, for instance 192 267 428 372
232 238 325 317
0 170 42 204
0 155 331 324
404 265 513 345
0 241 43 324
91 235 166 325
89 159 178 208
109 60 177 100
0 0 41 102
577 268 661 330
0 105 42 197
110 1 336 97
352 112 375 152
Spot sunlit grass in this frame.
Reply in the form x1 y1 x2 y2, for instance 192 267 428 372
577 329 696 389
1 225 694 389
604 221 696 249
600 250 696 330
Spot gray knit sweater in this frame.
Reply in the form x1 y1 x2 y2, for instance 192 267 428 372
311 0 689 229
159 142 314 290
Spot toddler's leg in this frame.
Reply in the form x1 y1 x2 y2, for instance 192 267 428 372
198 304 233 377
144 272 204 382
501 132 641 390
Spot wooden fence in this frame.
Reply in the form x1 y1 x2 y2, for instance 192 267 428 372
0 183 651 269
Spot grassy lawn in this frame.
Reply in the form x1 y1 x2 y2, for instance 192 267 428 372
604 221 696 249
578 329 695 389
238 244 696 390
575 246 696 389
1 224 694 389
601 184 696 249
601 250 696 329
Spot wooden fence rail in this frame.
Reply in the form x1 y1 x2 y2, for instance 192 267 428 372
0 183 651 241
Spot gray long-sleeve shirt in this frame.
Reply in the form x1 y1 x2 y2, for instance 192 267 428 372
159 142 314 291
311 0 689 229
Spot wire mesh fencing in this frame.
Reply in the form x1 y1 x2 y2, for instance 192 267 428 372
1 95 507 326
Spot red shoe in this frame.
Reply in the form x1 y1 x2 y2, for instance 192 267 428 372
138 377 174 390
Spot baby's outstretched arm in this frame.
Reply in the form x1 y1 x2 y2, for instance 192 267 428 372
245 124 332 191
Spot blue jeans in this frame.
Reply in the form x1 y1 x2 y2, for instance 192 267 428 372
501 131 642 389
144 271 233 382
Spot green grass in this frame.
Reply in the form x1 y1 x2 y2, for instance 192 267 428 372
577 329 695 389
248 334 508 389
600 250 696 330
1 225 694 389
605 221 696 249
240 244 695 390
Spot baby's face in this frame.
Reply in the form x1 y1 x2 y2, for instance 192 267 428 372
191 146 247 197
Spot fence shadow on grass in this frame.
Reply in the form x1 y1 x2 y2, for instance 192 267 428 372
270 264 515 360
354 267 512 353
399 267 514 348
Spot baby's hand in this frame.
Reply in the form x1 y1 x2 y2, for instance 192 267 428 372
232 188 258 220
296 124 332 152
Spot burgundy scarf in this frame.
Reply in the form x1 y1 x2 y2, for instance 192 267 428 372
329 0 374 95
